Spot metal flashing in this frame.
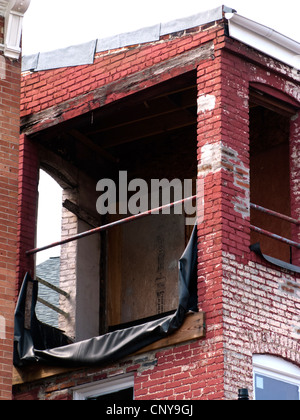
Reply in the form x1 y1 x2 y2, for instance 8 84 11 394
22 40 96 72
21 6 300 73
36 40 96 71
21 52 39 71
22 5 227 72
160 6 223 36
96 24 161 53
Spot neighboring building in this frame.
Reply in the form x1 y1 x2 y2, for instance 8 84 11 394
0 0 31 401
11 6 300 400
35 257 60 328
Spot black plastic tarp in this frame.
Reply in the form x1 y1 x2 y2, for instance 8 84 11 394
250 242 300 274
14 226 198 367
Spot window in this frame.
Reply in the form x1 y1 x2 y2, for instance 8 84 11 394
72 374 134 401
250 89 293 263
253 355 300 400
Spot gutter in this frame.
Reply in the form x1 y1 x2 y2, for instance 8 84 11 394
225 12 300 71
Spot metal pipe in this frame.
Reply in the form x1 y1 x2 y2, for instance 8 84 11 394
26 195 197 256
250 225 300 249
250 203 299 225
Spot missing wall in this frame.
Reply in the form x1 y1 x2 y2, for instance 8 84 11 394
31 71 198 341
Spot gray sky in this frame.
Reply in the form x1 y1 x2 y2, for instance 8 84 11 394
24 1 300 263
23 0 300 55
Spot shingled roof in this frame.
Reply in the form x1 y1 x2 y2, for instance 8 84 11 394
35 257 60 328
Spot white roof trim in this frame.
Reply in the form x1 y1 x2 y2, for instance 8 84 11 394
225 12 300 70
0 0 9 17
21 6 300 73
0 0 31 59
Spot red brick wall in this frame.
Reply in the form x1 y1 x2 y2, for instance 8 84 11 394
195 37 300 399
14 23 300 400
217 42 300 399
16 134 39 291
0 53 22 400
13 342 225 400
20 24 222 132
223 252 300 398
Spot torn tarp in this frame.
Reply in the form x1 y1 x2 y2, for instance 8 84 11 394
13 273 71 367
14 226 198 367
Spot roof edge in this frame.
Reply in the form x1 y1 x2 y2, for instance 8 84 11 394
225 12 300 71
22 5 230 73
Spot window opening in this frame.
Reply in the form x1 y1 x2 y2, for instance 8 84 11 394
87 387 134 401
249 88 298 263
35 169 64 329
36 170 62 265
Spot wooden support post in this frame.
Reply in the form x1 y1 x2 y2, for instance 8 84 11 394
63 199 100 228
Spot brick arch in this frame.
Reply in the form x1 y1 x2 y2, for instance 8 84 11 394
249 336 300 368
250 81 300 109
253 353 300 371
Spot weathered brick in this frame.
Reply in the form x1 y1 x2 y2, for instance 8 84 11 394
0 49 22 400
12 14 300 402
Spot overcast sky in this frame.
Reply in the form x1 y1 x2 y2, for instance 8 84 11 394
25 1 300 263
23 0 300 55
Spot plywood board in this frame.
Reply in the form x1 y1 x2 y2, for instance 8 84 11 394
108 213 186 327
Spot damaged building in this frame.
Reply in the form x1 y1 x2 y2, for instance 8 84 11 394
1 5 300 400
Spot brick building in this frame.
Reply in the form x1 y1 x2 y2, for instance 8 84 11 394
0 0 31 400
9 6 300 400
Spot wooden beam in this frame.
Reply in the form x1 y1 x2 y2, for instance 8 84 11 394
99 224 108 335
13 365 77 386
36 276 70 298
98 109 196 149
86 88 196 136
12 312 205 385
63 199 100 228
133 312 205 355
69 129 119 164
250 91 297 117
40 162 78 189
21 42 214 135
37 297 70 318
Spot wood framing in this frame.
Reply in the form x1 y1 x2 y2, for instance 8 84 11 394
20 41 214 135
12 312 205 386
